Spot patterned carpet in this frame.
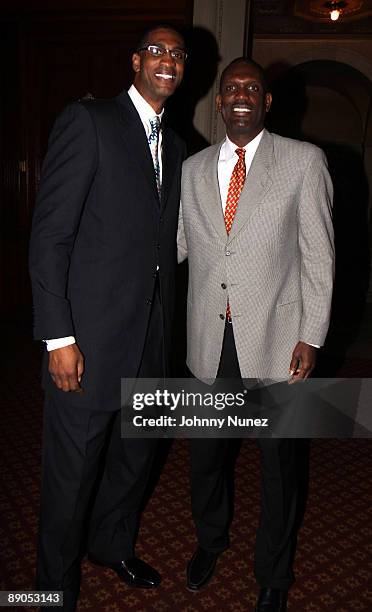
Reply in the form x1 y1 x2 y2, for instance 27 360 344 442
1 338 372 611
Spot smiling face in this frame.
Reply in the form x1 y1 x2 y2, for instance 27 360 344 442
216 60 272 146
132 27 185 113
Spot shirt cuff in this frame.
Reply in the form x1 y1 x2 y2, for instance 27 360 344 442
44 336 76 351
307 342 320 349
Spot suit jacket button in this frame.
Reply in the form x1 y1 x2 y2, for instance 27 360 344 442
146 298 152 306
221 283 227 289
219 313 225 320
225 251 231 256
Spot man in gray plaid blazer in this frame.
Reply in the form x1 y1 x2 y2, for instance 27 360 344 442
178 58 334 611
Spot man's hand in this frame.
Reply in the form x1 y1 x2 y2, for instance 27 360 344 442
288 341 317 384
48 344 84 392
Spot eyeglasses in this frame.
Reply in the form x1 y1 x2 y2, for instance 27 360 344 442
137 45 187 62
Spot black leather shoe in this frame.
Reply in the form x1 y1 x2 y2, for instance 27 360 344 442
186 547 219 591
256 587 288 611
90 556 161 588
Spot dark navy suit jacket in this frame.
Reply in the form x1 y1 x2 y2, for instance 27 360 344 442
29 91 185 411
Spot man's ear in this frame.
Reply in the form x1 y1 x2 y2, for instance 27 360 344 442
216 93 222 112
265 92 272 113
132 52 140 73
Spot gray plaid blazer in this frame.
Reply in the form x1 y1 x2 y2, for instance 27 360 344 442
177 129 334 381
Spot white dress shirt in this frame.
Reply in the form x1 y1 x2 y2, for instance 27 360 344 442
218 130 263 213
128 84 164 183
45 86 163 351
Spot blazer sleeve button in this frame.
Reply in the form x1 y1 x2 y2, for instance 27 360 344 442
219 313 225 320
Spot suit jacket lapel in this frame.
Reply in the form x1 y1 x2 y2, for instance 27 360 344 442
160 124 176 211
228 129 273 243
115 91 159 205
200 142 227 240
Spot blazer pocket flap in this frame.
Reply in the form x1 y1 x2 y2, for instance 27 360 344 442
276 298 300 308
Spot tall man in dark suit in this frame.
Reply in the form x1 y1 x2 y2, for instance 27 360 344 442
29 25 186 610
178 58 334 611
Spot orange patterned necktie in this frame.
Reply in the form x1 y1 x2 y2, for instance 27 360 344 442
224 147 246 321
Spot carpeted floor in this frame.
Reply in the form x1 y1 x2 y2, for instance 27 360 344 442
1 335 372 611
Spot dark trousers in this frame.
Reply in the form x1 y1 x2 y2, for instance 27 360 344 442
189 322 297 590
36 282 164 610
88 279 163 564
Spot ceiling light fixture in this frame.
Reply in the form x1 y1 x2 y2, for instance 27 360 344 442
325 1 347 21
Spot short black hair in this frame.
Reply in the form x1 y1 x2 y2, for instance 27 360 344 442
219 57 269 93
135 24 186 52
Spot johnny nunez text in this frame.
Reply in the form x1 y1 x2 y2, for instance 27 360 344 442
131 416 269 429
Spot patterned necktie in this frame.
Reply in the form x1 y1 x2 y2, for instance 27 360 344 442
148 117 161 195
224 147 246 321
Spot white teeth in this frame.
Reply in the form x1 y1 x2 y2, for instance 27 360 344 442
233 107 251 112
155 73 174 80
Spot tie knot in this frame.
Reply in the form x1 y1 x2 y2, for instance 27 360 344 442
235 148 245 160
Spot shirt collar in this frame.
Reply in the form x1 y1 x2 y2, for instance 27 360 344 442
221 130 264 162
128 84 164 124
